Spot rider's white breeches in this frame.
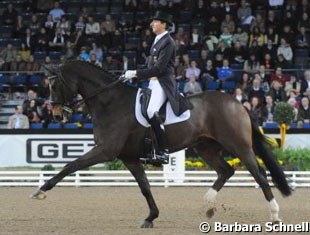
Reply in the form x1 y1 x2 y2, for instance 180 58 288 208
147 79 167 119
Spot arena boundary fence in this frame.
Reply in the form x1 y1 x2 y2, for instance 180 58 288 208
0 170 309 188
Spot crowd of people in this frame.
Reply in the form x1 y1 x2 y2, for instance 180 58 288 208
1 0 310 128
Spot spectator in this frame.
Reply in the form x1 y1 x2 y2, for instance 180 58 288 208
301 69 310 97
185 60 201 80
261 53 275 71
232 26 249 47
204 30 219 52
22 28 36 53
49 28 66 51
221 14 235 34
41 101 55 128
219 27 233 48
79 47 89 61
40 56 53 75
285 75 301 97
36 27 50 52
174 27 190 47
57 15 71 38
295 26 309 49
110 30 124 51
244 53 260 74
37 77 50 100
90 43 103 62
250 13 265 33
44 14 55 37
193 0 208 23
100 14 116 34
122 55 135 71
233 87 247 102
264 26 278 45
277 38 293 62
85 16 100 39
249 96 263 125
269 80 286 103
259 65 271 92
24 99 41 124
248 77 265 102
0 44 17 71
75 16 86 33
217 59 234 81
18 43 31 62
249 26 265 46
297 97 310 128
298 12 310 32
37 0 54 13
262 39 277 59
262 95 275 123
25 55 40 73
196 50 209 70
239 72 251 94
280 25 295 47
269 67 288 86
287 97 299 121
201 59 217 83
8 106 29 129
230 40 246 64
275 54 290 69
29 15 41 36
10 54 26 72
87 53 102 67
13 15 26 38
49 1 65 23
237 0 252 24
266 10 279 31
183 76 202 95
2 3 18 26
102 54 120 70
189 28 203 50
173 56 185 81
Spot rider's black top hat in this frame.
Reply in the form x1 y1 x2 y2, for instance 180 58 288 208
151 11 173 26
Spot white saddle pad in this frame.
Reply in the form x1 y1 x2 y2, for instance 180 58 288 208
135 88 190 128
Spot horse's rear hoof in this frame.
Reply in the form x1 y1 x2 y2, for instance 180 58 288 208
206 207 216 218
140 220 154 228
30 189 47 200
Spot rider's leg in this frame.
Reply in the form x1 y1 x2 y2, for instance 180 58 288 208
146 80 169 163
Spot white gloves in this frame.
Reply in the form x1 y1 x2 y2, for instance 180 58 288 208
124 70 136 79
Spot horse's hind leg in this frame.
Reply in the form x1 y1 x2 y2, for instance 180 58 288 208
193 141 235 218
30 145 115 199
122 159 159 228
238 149 281 223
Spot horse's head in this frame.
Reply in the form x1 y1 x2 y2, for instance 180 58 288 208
45 64 79 105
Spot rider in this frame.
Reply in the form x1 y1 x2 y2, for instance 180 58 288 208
124 11 192 164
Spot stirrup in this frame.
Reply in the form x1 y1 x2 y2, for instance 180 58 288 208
140 151 169 165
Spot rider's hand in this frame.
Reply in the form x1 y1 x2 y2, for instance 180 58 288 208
124 70 136 79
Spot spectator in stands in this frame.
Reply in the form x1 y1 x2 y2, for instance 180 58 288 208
90 43 103 62
41 101 55 128
2 3 18 26
57 15 71 38
204 30 219 52
49 1 65 23
87 53 102 68
49 27 66 51
10 54 26 72
285 75 301 97
244 53 260 74
174 27 190 47
237 0 252 25
264 26 279 45
44 14 55 37
185 60 201 81
26 55 40 73
36 27 50 52
124 0 138 11
72 30 88 51
37 77 50 99
287 97 299 121
183 76 202 96
79 47 89 61
298 12 310 32
29 15 41 36
295 26 309 49
110 30 125 51
239 72 251 93
249 27 265 47
261 53 275 71
75 16 85 33
277 38 293 63
122 55 135 71
8 106 29 129
217 59 234 81
215 40 229 58
101 14 116 35
193 0 208 24
259 65 271 90
297 97 310 128
250 13 265 33
24 99 41 124
85 16 100 39
201 59 217 82
230 40 246 64
262 39 277 60
266 10 279 31
18 43 31 62
248 77 265 102
37 0 54 13
232 26 249 47
196 50 209 70
269 80 286 103
173 56 185 81
233 87 247 102
13 15 26 38
189 28 203 50
0 44 17 71
282 11 295 30
270 67 288 86
280 25 295 47
0 56 5 71
22 28 36 53
262 95 275 123
249 96 263 125
102 54 120 71
221 14 235 34
275 54 290 69
219 27 233 48
301 69 310 97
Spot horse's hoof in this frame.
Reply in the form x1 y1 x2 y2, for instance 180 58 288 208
271 219 282 224
30 189 47 200
206 207 216 218
140 220 154 228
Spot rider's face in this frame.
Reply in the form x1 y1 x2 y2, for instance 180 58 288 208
150 20 166 35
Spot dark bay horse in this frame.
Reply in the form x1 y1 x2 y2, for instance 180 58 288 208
31 60 292 228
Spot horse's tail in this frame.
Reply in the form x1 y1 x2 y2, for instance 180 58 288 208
250 118 292 196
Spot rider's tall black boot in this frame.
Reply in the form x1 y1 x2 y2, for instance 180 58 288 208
147 112 169 164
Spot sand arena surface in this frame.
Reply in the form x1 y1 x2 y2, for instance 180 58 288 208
0 187 309 235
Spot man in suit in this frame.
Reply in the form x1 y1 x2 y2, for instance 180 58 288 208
8 106 29 129
124 11 192 164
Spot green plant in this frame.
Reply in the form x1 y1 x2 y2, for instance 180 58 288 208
273 148 310 171
104 160 127 170
41 164 55 171
274 102 295 125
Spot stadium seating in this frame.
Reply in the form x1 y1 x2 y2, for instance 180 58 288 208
83 123 93 129
30 123 43 129
47 123 62 129
63 123 79 129
263 122 279 129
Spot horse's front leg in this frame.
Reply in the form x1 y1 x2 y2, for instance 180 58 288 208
122 159 159 228
30 144 115 199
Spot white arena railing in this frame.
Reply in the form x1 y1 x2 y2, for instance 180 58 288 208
0 171 309 188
